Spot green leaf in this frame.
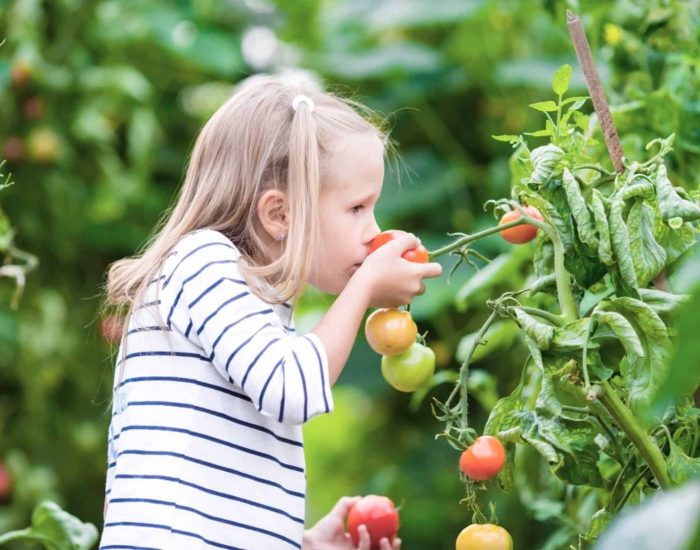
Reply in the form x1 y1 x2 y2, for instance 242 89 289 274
492 134 520 142
608 197 639 295
456 320 520 363
667 438 700 485
528 144 564 184
594 310 645 358
552 64 572 96
586 508 614 539
512 308 554 350
627 200 667 286
654 163 700 221
596 482 700 550
591 189 614 265
623 178 655 201
529 100 559 112
562 168 598 249
606 297 673 418
648 285 700 420
524 129 554 137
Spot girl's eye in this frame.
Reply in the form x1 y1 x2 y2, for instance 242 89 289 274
351 205 364 214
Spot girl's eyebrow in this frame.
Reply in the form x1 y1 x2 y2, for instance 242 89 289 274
352 190 381 204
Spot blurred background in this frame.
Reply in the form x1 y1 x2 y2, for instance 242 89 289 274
1 0 699 548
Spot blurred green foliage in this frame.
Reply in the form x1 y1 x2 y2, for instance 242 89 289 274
0 0 698 548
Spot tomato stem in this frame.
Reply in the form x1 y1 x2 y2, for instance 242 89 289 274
518 306 564 327
428 219 526 259
597 382 672 489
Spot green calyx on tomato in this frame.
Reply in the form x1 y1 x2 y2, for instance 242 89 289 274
499 205 543 244
459 435 506 481
381 342 435 392
347 495 399 550
365 308 417 356
455 523 512 550
370 230 429 263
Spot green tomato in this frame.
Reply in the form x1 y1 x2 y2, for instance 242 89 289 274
381 343 435 392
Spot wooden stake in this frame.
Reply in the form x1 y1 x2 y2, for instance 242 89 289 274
566 10 624 173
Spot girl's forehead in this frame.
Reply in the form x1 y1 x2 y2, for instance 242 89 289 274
323 133 384 189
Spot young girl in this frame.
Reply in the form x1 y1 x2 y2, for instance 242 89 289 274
100 76 441 550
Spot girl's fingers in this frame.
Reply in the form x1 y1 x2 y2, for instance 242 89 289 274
357 524 371 550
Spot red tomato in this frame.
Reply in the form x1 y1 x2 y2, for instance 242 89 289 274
459 436 506 481
0 462 12 503
455 523 512 550
365 308 417 356
369 230 429 263
347 495 399 550
499 206 543 244
381 342 435 392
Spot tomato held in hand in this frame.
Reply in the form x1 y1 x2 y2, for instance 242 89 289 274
370 230 429 263
459 435 506 481
347 495 399 550
381 342 435 392
455 524 512 550
365 308 417 356
499 206 543 244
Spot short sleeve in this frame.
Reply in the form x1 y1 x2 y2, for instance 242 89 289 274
160 230 333 425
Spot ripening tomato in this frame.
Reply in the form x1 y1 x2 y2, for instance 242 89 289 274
499 206 543 244
459 436 506 481
347 495 399 550
381 342 435 392
0 462 12 503
365 308 417 356
455 524 512 550
369 230 429 263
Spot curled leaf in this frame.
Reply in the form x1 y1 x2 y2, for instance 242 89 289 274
654 163 700 221
563 168 598 249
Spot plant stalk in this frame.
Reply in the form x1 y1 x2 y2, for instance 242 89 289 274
598 381 672 489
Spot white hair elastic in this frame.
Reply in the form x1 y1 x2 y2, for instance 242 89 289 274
291 94 315 112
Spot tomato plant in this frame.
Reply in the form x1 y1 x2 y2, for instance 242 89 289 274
381 342 435 392
459 436 505 482
427 64 700 547
498 206 543 244
365 308 417 356
455 524 512 550
347 495 399 550
369 230 429 263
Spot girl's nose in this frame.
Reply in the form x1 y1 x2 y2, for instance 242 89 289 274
365 219 381 244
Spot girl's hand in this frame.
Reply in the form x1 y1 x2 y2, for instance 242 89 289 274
354 232 442 308
302 496 401 550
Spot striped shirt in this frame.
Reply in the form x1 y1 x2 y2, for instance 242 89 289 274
100 229 334 550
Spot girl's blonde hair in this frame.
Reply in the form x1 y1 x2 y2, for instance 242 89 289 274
102 75 388 330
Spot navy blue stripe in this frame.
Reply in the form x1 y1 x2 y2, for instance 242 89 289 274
108 499 300 548
163 242 237 289
114 473 304 523
126 325 170 335
134 300 160 311
292 351 309 423
148 274 166 286
118 376 251 403
184 320 193 337
117 450 304 498
127 401 302 447
258 359 284 412
306 336 330 413
278 361 286 423
117 351 209 366
216 318 274 364
241 337 280 389
166 259 237 327
188 277 247 309
196 291 249 335
102 522 245 550
120 425 304 472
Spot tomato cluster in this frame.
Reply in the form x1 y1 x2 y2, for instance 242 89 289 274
364 231 436 393
347 495 399 550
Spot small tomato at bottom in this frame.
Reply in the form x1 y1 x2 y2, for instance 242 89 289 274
456 524 512 550
381 342 435 392
347 495 399 550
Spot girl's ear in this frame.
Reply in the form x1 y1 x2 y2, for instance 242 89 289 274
257 189 289 241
